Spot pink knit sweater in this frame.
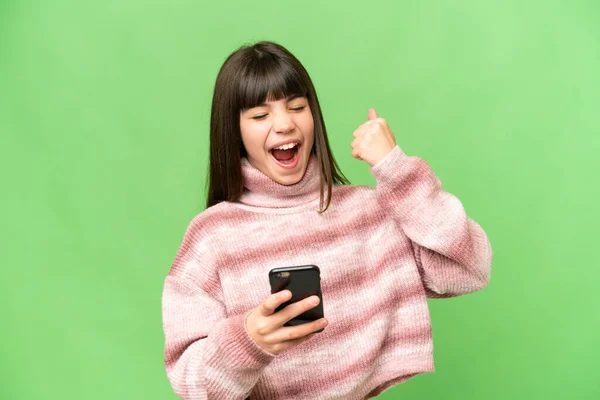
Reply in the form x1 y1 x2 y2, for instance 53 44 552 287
162 145 493 399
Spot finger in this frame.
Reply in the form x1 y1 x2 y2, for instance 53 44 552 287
354 119 374 136
368 108 378 120
259 290 292 317
266 318 328 344
270 332 317 354
273 295 320 327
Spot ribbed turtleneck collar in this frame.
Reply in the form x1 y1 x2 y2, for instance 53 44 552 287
238 155 321 208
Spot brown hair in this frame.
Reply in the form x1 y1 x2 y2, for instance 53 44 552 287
206 40 349 213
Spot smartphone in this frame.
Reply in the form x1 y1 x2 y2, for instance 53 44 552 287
268 265 325 333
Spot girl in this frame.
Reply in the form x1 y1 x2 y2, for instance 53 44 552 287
161 41 493 400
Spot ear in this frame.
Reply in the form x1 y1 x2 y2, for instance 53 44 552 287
368 108 378 120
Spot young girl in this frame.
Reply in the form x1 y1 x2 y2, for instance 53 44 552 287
162 41 493 400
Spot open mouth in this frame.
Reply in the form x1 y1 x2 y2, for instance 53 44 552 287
270 143 301 168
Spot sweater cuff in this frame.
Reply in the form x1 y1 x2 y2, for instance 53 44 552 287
212 311 276 369
369 144 428 221
370 145 407 178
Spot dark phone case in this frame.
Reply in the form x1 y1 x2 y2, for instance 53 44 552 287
269 265 325 333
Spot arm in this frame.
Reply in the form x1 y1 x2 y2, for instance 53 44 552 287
371 146 493 298
162 217 275 399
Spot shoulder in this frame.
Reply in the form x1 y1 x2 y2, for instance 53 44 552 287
332 182 376 203
328 183 384 218
169 202 239 281
182 201 240 242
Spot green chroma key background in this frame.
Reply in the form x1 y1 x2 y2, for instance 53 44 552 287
1 0 598 399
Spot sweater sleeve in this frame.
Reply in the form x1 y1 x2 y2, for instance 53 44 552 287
370 145 493 298
162 216 276 399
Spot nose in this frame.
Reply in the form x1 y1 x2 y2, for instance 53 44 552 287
271 110 295 134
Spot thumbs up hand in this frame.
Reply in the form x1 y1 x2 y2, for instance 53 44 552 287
351 108 397 167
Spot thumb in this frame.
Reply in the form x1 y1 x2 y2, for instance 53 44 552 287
368 108 378 120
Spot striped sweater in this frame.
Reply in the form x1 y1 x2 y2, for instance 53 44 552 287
161 145 493 399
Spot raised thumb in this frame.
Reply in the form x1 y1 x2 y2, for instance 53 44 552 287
368 108 378 120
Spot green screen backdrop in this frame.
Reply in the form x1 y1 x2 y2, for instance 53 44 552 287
2 0 599 399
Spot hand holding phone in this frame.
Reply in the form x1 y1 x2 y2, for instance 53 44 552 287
245 289 328 356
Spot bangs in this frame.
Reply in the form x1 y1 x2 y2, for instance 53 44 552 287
237 57 309 111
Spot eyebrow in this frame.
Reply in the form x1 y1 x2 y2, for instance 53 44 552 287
254 94 304 108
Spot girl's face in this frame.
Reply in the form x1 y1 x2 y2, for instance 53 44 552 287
240 95 315 185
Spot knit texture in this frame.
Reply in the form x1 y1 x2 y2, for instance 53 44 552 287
162 146 493 399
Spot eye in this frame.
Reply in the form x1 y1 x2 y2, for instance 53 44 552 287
290 106 306 112
252 114 268 120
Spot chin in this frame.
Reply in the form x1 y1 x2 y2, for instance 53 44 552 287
271 161 306 185
276 175 302 186
269 168 302 185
